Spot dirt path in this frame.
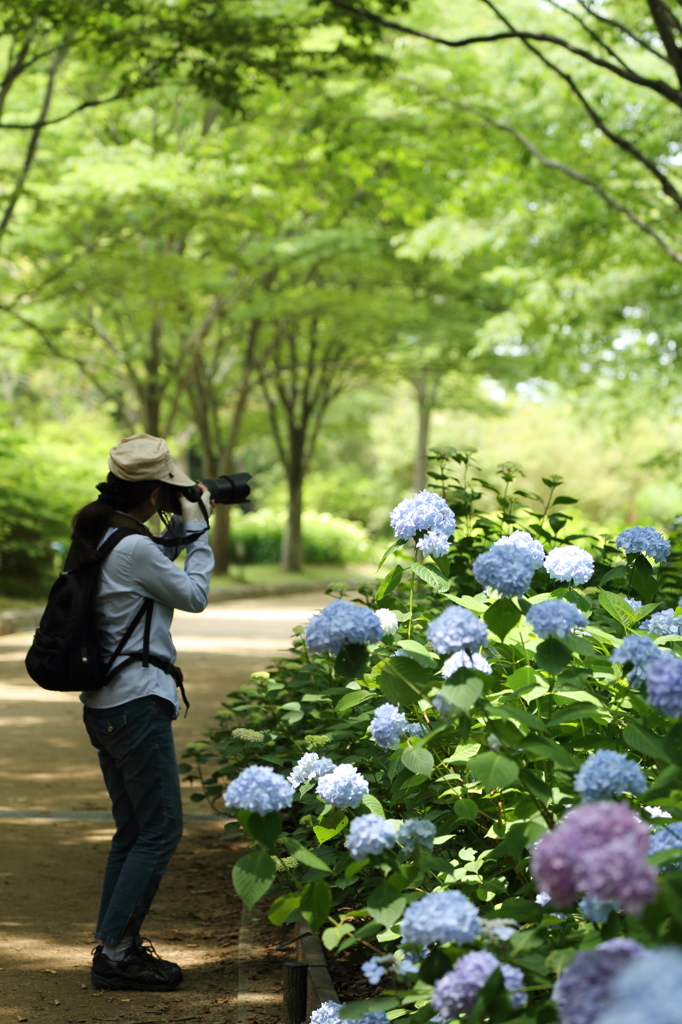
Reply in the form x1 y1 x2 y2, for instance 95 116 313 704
0 593 330 1024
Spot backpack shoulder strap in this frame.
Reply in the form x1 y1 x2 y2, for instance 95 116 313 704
97 527 138 562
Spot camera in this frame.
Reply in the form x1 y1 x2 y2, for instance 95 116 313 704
160 473 252 515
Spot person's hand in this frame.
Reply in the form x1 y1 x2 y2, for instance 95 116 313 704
179 484 214 523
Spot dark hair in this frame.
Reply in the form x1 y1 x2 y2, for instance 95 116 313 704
67 473 163 569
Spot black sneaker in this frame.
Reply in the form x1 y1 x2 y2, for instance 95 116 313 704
91 939 183 991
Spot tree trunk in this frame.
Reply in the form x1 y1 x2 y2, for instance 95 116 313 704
413 376 431 493
281 427 306 572
211 502 231 575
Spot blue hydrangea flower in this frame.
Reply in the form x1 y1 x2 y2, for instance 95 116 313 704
642 608 682 636
625 597 642 611
397 819 436 855
403 722 426 738
544 545 595 585
649 820 682 870
646 656 682 716
370 703 408 749
493 530 545 569
287 753 336 789
473 545 536 597
426 605 489 654
574 750 647 802
593 948 682 1024
431 951 527 1018
390 489 455 541
417 529 451 558
616 525 671 563
305 600 384 656
395 950 422 975
441 650 492 677
345 813 397 860
525 598 587 638
316 763 369 808
310 1002 345 1024
578 894 621 924
401 890 481 946
375 608 399 634
610 633 664 687
553 938 648 1024
361 955 388 985
223 765 294 815
479 918 519 942
535 892 552 906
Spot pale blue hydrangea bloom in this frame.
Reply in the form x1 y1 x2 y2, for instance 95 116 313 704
316 763 369 808
616 525 671 563
525 598 587 638
375 608 399 634
535 892 552 906
417 529 451 558
574 750 647 802
345 813 397 860
390 489 455 540
473 545 536 597
426 605 489 654
479 918 519 942
441 650 492 677
356 1015 389 1024
431 951 527 1018
370 703 408 749
578 894 621 924
553 938 648 1024
624 597 642 611
395 950 422 975
492 530 545 569
223 765 294 815
287 753 336 789
610 633 664 687
397 819 436 855
649 820 682 870
305 600 384 655
361 955 388 985
642 608 682 636
593 948 682 1024
646 657 682 716
544 545 595 584
310 1001 345 1024
403 722 426 738
401 890 480 946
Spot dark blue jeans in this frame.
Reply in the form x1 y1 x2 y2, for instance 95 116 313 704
83 696 183 945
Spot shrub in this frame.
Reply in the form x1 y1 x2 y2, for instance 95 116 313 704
230 508 373 564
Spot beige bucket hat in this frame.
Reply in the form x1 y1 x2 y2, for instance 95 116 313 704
108 433 195 487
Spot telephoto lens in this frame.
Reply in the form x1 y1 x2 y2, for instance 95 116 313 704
182 472 251 507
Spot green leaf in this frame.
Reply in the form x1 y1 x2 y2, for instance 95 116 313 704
599 565 628 586
535 637 572 674
522 736 577 770
361 793 385 817
548 701 607 725
322 922 355 950
377 658 432 705
232 851 276 909
419 947 453 984
300 880 332 934
487 702 546 732
375 564 404 601
519 768 552 803
454 798 479 820
401 746 434 775
599 590 636 627
409 561 451 593
623 722 670 761
335 690 373 714
283 838 331 873
631 554 657 602
377 538 405 570
440 676 483 712
649 847 682 868
268 893 301 926
505 665 537 692
336 643 369 680
664 723 682 768
246 810 282 851
338 998 400 1019
469 752 519 792
450 594 488 614
484 597 521 641
397 638 439 667
366 881 407 928
314 814 349 845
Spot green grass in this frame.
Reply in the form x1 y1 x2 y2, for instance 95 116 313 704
0 596 43 612
210 562 378 589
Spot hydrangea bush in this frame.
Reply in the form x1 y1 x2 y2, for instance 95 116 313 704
181 450 682 1024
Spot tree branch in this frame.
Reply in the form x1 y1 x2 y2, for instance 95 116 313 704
576 0 671 64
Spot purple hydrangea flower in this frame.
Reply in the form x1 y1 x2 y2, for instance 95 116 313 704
574 750 647 802
400 890 481 946
310 1001 345 1024
525 598 587 638
431 951 527 1018
316 763 369 808
616 526 670 563
287 753 336 789
642 608 682 636
544 545 595 585
305 600 384 655
593 947 682 1024
426 606 489 654
223 765 294 815
610 633 665 687
397 819 436 855
649 820 682 869
390 489 455 541
578 894 620 923
552 938 648 1024
417 529 451 558
473 545 536 597
370 703 408 749
531 802 658 914
441 650 492 677
492 530 545 569
345 814 397 860
646 657 682 717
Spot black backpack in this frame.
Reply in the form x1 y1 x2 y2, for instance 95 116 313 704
25 528 158 693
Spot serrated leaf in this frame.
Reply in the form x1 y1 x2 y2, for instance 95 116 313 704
535 637 572 675
377 538 405 570
440 676 483 712
397 638 439 667
300 880 332 934
313 814 349 845
232 851 276 909
246 810 282 851
469 752 519 792
401 746 434 776
377 658 433 705
631 554 657 602
623 722 669 761
335 690 373 715
454 798 479 820
484 597 521 641
599 565 628 586
505 665 536 692
283 838 331 873
449 594 488 614
336 643 369 680
522 736 577 770
487 702 546 732
375 564 403 601
361 793 385 817
409 561 451 593
599 590 636 627
366 882 406 928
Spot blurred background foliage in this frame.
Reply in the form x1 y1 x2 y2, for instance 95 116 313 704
2 0 682 594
